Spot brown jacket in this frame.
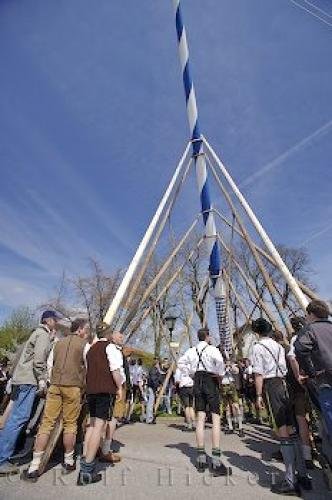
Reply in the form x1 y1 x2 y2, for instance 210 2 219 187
51 334 86 388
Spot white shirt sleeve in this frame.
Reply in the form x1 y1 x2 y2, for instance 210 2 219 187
279 346 288 375
177 350 191 373
106 343 123 372
252 345 264 375
83 342 92 369
287 336 297 359
174 368 181 384
47 347 54 381
211 347 225 376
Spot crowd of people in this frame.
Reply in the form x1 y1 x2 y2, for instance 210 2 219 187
0 299 331 496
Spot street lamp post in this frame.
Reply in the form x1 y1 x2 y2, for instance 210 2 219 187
165 315 177 342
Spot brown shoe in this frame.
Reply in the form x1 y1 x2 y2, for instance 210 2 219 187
98 450 122 463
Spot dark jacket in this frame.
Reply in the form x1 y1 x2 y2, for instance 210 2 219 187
295 320 332 385
147 366 163 391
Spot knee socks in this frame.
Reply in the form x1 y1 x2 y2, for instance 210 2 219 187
280 438 296 485
212 448 221 466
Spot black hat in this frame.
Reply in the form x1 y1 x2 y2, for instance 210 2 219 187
252 318 272 335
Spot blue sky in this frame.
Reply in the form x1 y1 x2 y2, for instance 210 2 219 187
0 0 331 319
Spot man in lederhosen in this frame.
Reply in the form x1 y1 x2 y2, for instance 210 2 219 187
174 364 195 431
252 318 311 496
177 328 231 476
220 360 244 437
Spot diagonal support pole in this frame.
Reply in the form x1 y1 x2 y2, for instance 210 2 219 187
217 232 278 328
103 143 190 325
213 208 319 302
207 156 292 334
203 136 309 311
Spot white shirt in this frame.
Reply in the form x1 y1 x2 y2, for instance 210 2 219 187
47 333 64 381
252 337 287 379
177 341 225 378
174 367 193 388
131 365 144 385
84 339 126 385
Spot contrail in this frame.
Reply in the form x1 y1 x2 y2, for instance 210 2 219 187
302 222 332 246
240 119 332 188
290 0 332 27
302 0 332 19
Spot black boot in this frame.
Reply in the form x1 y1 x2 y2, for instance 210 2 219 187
77 470 102 486
77 458 102 486
271 479 300 496
196 454 208 473
21 469 39 483
62 463 76 475
297 474 312 491
210 459 232 477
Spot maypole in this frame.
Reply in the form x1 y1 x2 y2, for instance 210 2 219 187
173 0 231 354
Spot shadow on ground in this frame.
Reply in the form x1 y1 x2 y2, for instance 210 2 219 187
165 442 198 469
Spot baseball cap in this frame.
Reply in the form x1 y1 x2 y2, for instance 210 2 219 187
41 310 61 322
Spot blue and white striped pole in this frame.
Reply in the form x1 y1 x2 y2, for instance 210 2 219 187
173 0 231 354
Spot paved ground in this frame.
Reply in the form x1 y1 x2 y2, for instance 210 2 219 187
0 421 331 500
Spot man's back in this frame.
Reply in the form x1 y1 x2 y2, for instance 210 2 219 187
252 337 287 379
296 320 332 375
51 334 86 388
12 326 52 386
178 341 224 377
86 340 117 395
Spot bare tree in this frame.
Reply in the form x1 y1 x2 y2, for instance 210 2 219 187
71 258 123 332
234 241 314 318
273 245 313 312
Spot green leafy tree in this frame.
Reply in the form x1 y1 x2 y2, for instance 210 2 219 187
0 307 36 356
